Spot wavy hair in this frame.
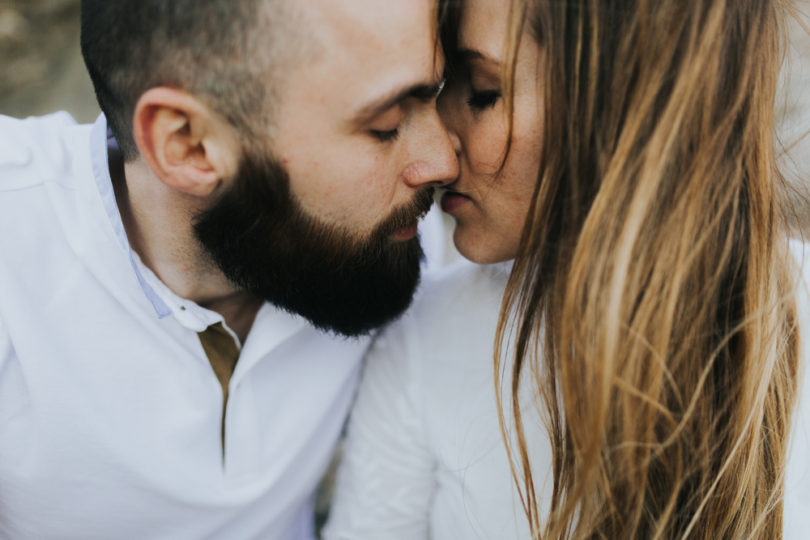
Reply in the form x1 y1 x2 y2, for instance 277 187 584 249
447 0 806 537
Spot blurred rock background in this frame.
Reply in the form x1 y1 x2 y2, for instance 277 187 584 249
778 4 810 232
0 0 98 122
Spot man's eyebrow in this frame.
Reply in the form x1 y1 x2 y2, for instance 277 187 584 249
354 79 445 122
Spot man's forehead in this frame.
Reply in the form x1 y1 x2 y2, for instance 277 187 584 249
289 0 443 107
299 0 437 57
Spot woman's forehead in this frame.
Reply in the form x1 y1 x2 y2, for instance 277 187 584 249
457 0 511 62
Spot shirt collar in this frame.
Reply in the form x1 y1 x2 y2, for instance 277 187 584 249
90 113 209 325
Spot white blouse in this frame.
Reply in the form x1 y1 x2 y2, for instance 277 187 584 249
323 260 547 539
325 242 810 539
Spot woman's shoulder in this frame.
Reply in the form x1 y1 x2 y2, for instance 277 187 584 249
789 238 810 326
790 237 810 282
784 237 810 537
368 259 511 371
391 259 511 348
411 258 512 323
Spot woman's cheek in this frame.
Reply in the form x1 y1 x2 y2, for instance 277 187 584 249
471 121 510 174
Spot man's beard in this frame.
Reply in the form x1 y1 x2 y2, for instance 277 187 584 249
192 151 433 337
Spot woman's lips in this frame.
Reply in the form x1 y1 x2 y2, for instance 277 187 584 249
440 191 471 213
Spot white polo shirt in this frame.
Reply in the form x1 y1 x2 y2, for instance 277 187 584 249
0 112 444 540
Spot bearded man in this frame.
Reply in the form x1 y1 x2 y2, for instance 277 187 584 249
0 0 457 538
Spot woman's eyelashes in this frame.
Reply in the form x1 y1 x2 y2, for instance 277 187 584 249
467 89 501 111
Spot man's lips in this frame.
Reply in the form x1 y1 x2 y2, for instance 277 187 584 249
383 190 433 242
440 190 471 213
391 219 419 241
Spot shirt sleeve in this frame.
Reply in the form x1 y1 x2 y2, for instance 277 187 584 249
0 314 23 426
0 315 11 368
322 316 436 540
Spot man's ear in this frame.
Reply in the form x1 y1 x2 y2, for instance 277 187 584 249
132 88 240 197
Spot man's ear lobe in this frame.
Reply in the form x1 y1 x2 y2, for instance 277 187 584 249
132 88 239 197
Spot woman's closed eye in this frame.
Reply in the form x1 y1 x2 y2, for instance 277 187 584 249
467 89 501 111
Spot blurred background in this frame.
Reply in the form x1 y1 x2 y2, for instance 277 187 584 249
0 0 98 123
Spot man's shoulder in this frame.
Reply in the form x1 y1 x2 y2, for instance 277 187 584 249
0 113 100 273
0 112 90 193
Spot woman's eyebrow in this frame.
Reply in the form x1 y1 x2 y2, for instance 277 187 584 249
457 47 501 65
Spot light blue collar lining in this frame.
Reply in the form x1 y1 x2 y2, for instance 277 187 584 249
89 113 172 319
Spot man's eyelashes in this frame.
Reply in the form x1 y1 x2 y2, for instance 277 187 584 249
370 128 400 142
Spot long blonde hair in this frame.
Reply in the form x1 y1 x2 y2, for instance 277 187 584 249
482 0 802 537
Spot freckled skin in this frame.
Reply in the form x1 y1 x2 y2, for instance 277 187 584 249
438 0 544 264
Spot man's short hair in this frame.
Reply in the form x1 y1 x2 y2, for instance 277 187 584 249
80 0 301 161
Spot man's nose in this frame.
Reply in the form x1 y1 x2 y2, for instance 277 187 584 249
402 109 459 188
437 88 463 157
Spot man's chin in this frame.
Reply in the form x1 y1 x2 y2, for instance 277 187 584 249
253 234 425 338
389 220 420 242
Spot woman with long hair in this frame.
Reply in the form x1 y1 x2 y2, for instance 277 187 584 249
324 0 808 537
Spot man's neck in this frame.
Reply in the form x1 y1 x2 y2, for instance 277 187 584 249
115 158 262 343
